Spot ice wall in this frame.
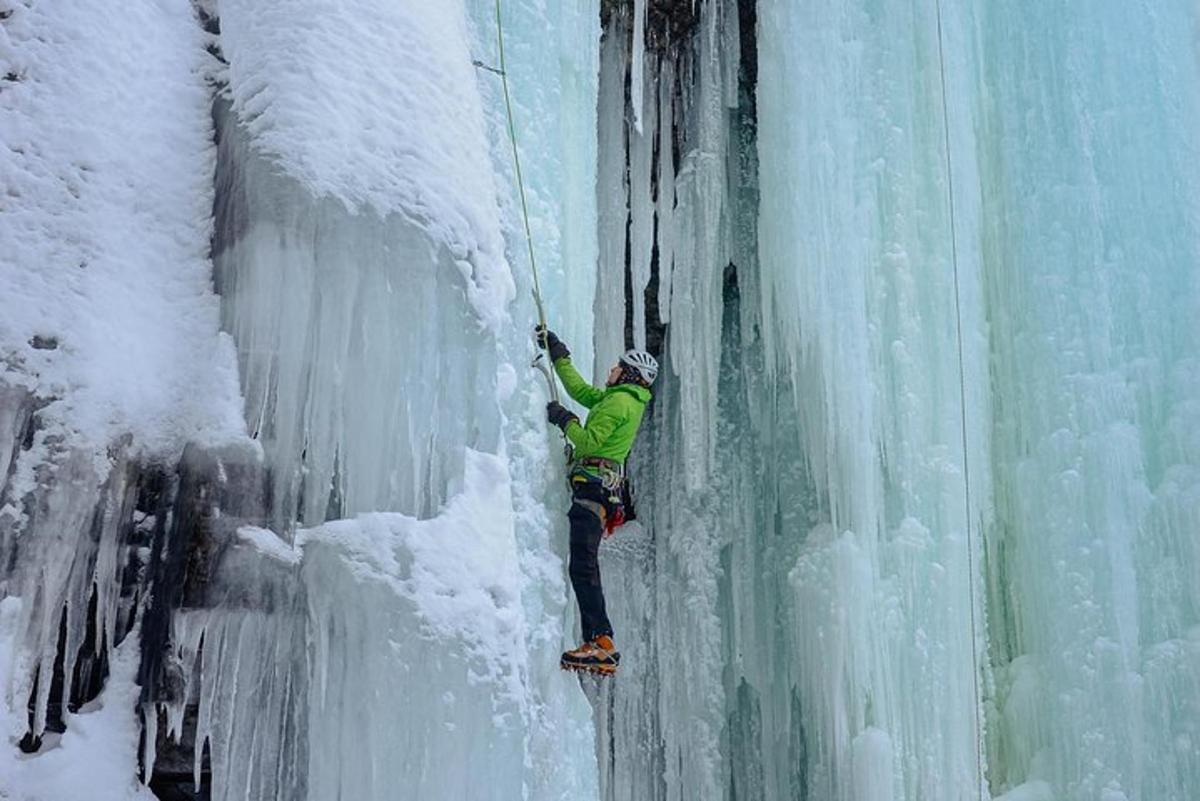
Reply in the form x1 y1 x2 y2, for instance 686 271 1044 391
752 1 1200 800
4 0 1198 799
3 0 604 798
977 2 1200 798
212 0 514 528
468 0 605 796
756 2 989 799
595 0 1199 799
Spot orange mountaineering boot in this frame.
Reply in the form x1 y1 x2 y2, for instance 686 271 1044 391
560 635 621 676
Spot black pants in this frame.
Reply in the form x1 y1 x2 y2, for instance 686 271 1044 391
568 482 614 642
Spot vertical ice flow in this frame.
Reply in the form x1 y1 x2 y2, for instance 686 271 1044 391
757 1 990 799
977 1 1200 799
594 16 631 377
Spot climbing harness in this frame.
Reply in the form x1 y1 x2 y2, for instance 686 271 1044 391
568 456 633 537
934 1 986 798
478 0 560 405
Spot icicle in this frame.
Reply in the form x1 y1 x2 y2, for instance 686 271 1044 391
720 0 740 109
142 703 159 785
668 0 728 491
656 56 676 325
630 0 648 133
594 16 630 376
629 57 657 350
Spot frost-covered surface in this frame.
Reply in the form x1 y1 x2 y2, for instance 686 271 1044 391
210 0 516 528
2 0 598 798
148 451 546 800
299 450 528 799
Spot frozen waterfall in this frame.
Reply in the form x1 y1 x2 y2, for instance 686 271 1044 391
1 0 1198 800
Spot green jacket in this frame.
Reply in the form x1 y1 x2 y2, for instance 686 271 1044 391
553 356 651 465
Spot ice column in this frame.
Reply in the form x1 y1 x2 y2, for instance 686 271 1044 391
757 2 989 799
630 0 648 134
629 57 657 350
667 0 736 493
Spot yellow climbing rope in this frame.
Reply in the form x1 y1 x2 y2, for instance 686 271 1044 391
933 1 986 798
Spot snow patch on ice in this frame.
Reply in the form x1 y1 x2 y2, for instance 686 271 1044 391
237 525 301 565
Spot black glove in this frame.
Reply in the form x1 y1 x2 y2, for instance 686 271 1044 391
546 401 578 431
534 325 570 361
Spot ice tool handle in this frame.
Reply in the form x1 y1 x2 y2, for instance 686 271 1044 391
476 0 561 404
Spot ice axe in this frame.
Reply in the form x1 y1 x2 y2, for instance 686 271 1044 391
532 352 573 462
531 351 556 397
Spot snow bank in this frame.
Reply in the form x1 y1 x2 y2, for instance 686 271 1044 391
0 0 244 461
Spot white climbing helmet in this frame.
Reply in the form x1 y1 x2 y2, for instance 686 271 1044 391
620 349 659 386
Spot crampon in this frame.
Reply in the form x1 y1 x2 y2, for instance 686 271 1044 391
560 658 618 677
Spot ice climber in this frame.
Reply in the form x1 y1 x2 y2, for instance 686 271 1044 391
535 325 658 677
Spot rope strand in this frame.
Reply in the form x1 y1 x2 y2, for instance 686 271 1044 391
933 2 986 798
492 0 559 403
